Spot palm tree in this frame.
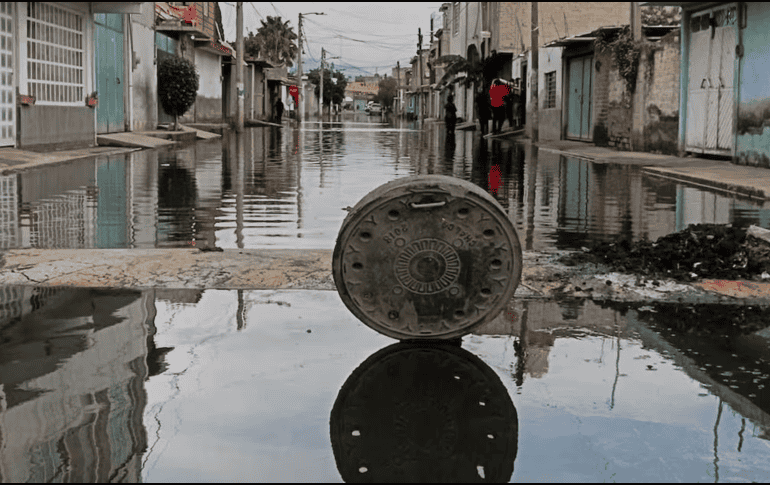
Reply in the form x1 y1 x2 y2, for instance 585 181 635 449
245 16 297 67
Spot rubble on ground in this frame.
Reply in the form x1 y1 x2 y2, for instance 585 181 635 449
560 224 770 282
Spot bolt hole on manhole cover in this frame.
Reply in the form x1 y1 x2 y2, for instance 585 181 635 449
333 175 522 340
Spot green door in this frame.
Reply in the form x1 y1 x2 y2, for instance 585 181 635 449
95 14 124 134
567 56 593 140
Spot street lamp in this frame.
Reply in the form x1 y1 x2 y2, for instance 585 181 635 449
297 12 325 123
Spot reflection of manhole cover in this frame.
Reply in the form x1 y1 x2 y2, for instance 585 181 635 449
333 175 523 340
330 342 518 482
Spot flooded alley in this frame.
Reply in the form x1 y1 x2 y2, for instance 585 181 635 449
1 115 770 482
3 114 770 253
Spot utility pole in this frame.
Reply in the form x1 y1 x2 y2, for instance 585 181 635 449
418 28 423 123
298 13 303 123
530 1 538 142
235 2 244 132
297 12 325 123
320 47 324 118
396 60 401 117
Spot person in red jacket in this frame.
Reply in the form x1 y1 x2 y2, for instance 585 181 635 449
489 80 509 134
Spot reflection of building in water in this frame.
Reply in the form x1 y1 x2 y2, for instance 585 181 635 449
0 288 158 482
476 299 633 380
0 175 19 249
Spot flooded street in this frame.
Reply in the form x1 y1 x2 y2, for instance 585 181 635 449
2 115 770 482
3 113 770 252
0 287 769 481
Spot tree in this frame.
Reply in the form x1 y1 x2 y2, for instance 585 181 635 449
158 55 199 130
641 6 681 26
307 68 348 106
244 16 297 67
214 3 225 42
376 77 397 111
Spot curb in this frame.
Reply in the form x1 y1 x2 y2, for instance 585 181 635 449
642 167 769 201
0 147 141 176
534 143 770 201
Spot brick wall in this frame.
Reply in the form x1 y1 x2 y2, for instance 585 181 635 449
594 29 681 154
641 30 680 154
495 3 630 55
592 49 613 146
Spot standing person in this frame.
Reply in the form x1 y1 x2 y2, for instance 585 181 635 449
444 93 458 134
274 96 284 124
490 79 509 134
476 85 491 136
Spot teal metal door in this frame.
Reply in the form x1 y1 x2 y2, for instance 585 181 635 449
567 56 593 140
95 14 124 134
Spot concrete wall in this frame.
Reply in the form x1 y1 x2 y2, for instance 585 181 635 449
19 106 96 150
736 2 770 168
129 3 157 131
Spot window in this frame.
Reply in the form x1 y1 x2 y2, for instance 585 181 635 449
26 2 85 105
453 2 459 35
544 71 556 109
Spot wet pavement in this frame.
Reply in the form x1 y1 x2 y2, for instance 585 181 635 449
2 114 770 482
1 287 769 482
1 113 770 252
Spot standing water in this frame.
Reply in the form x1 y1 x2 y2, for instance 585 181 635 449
1 113 770 250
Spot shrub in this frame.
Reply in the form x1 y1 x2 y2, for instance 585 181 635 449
158 55 199 130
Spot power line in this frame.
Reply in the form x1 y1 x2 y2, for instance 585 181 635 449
249 2 264 21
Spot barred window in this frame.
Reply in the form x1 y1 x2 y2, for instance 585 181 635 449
544 71 556 109
27 2 85 105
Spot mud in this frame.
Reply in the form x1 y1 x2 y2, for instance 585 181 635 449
560 223 770 282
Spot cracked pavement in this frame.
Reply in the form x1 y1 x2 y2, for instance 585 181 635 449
0 247 767 305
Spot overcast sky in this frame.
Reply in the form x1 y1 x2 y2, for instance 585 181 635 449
219 2 443 77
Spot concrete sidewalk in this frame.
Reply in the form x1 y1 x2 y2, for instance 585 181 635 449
0 247 767 304
532 139 770 201
0 125 222 174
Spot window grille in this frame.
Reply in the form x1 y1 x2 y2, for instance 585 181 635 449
545 71 556 109
26 2 85 105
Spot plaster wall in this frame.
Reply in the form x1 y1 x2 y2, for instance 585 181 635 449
538 47 563 141
129 3 157 131
192 50 223 123
736 2 770 167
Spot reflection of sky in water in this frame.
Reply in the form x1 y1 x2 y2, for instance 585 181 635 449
2 287 769 482
140 290 770 482
3 116 770 252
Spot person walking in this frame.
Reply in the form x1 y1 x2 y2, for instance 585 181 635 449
274 97 284 124
444 93 458 134
475 86 491 136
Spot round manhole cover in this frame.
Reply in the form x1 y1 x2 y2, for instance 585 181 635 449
333 175 522 339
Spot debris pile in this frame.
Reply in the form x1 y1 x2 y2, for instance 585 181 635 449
561 224 770 282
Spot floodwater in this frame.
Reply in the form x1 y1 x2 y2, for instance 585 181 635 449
2 113 770 251
1 287 769 482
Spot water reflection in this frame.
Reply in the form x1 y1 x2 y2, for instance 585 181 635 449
0 287 158 482
330 341 518 482
2 288 770 481
2 118 770 250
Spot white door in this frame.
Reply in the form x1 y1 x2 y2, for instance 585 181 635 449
0 2 14 147
686 5 736 154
